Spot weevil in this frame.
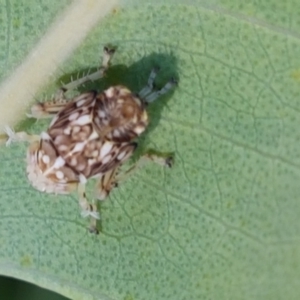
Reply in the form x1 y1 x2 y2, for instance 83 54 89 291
4 46 177 233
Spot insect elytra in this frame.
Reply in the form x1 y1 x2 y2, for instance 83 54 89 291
3 46 177 234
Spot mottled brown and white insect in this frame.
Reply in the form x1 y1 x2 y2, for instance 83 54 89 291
3 46 177 233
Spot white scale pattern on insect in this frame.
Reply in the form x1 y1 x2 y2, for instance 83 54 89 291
3 46 177 234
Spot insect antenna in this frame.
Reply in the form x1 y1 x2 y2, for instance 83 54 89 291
138 68 178 103
138 68 158 98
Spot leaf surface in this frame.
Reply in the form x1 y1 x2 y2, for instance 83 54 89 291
1 1 300 299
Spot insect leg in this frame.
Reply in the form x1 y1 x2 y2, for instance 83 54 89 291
78 174 100 234
29 46 116 119
94 142 138 200
29 98 71 119
95 167 119 201
115 151 174 183
61 45 116 92
1 125 40 146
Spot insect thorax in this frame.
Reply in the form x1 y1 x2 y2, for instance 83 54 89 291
26 86 148 194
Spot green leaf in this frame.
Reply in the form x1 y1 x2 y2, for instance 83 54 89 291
1 1 300 299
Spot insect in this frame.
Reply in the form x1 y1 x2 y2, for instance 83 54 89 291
3 46 177 234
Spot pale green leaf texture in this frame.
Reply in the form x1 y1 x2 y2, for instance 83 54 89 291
1 1 300 300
